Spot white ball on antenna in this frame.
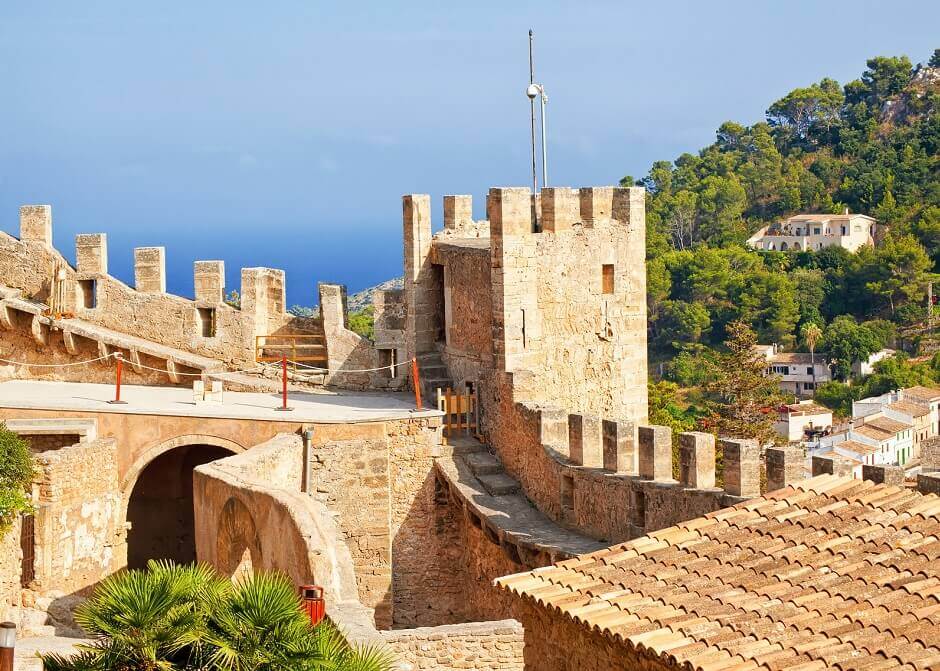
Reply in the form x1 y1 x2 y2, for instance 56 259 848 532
525 84 540 100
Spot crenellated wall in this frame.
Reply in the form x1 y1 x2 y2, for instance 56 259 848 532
0 205 404 390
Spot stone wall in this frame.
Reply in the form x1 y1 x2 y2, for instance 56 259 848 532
510 600 675 671
430 241 492 387
381 620 524 671
0 517 21 622
193 433 361 606
486 187 648 423
1 210 400 390
32 438 124 595
22 433 81 452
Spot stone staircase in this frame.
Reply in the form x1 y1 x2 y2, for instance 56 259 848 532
416 350 453 406
437 434 604 563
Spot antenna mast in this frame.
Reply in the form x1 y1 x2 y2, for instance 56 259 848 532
528 30 538 195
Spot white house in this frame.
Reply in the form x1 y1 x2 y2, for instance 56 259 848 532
852 348 897 377
816 413 914 467
775 400 833 443
747 212 877 253
755 345 831 398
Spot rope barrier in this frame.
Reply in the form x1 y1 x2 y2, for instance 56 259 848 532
289 359 413 374
0 354 114 368
0 352 414 377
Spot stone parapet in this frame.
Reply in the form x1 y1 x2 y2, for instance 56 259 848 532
134 247 166 293
19 205 52 245
766 445 805 492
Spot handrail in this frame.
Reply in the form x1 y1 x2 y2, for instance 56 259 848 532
255 334 327 363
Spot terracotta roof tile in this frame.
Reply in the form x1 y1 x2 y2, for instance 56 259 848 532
495 474 940 670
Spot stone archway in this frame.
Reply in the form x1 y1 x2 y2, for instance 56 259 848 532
126 442 236 568
216 497 263 581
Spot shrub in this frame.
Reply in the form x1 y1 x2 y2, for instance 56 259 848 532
0 423 35 531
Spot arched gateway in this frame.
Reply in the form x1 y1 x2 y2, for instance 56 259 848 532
126 441 238 568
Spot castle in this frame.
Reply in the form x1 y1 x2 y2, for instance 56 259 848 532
0 188 938 670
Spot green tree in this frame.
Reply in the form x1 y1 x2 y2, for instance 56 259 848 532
824 315 882 379
0 423 35 531
814 381 858 417
929 49 940 69
348 306 375 340
860 353 935 397
655 301 711 352
42 561 394 671
700 321 787 446
865 234 932 315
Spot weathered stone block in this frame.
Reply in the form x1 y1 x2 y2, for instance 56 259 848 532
721 438 759 497
194 260 225 304
578 187 613 226
541 187 579 232
20 205 52 245
319 283 348 333
568 414 603 468
678 432 715 488
766 445 804 492
134 247 166 293
923 437 940 473
538 407 568 451
76 234 108 275
602 419 635 473
443 195 472 230
489 187 532 237
811 454 854 477
862 463 904 486
917 472 940 495
638 425 672 481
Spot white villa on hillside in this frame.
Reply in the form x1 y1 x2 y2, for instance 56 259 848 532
747 211 877 253
754 344 831 398
775 400 833 443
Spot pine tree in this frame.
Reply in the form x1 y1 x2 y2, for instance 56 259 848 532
700 321 786 446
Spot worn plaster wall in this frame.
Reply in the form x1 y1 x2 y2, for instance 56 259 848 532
32 438 124 594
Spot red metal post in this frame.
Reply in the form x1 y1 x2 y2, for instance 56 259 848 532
108 354 127 405
275 355 293 411
411 357 423 409
0 621 15 671
299 585 325 626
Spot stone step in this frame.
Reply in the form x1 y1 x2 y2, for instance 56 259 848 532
477 472 521 497
464 451 503 476
445 435 486 456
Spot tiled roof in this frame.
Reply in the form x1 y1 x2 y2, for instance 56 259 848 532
782 403 831 416
816 449 864 465
887 401 930 418
864 416 912 435
768 352 815 365
853 423 897 441
833 440 879 456
905 386 940 402
786 214 875 222
496 475 940 671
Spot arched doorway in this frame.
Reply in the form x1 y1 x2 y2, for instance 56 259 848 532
126 444 234 569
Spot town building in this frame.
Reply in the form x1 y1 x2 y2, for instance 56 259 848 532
774 400 832 443
851 347 896 377
853 386 940 461
746 211 877 252
754 344 830 398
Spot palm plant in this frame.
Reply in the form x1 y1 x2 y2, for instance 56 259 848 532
41 562 395 671
801 322 824 394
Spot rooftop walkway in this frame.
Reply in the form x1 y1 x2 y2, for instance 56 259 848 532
0 379 439 424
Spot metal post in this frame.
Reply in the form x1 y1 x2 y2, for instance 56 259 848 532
301 426 314 493
0 622 15 671
411 358 423 409
275 355 293 411
108 353 127 404
539 89 548 187
528 29 538 196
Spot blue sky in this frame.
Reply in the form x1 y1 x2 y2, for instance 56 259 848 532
1 2 937 305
